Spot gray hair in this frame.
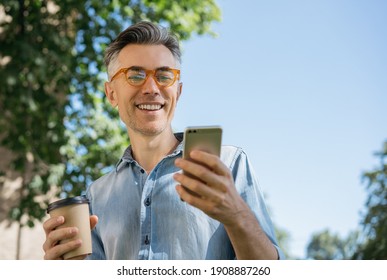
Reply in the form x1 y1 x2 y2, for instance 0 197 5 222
104 21 181 79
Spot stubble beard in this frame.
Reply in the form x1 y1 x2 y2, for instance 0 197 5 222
127 114 169 137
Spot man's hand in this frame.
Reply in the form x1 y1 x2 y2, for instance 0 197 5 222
174 150 249 226
174 150 278 260
42 215 98 260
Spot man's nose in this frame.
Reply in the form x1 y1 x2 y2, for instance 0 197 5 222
141 74 160 94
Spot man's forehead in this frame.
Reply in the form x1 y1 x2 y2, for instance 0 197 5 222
117 44 177 66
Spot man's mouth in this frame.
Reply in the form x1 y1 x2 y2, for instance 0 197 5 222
136 104 164 111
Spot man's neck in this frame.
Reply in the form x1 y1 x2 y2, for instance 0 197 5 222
128 129 179 174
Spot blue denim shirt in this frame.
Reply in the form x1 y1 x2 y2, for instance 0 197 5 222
85 133 284 259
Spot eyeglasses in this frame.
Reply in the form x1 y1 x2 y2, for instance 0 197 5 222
110 67 180 87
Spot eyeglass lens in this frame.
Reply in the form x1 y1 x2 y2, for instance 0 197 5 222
126 68 176 86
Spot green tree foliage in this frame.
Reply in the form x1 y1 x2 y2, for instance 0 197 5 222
0 0 221 231
306 229 359 260
306 141 387 260
354 141 387 259
274 226 293 259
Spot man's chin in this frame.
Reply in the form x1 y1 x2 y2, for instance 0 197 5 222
130 124 168 137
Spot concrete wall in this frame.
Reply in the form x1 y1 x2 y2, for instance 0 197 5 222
0 220 46 260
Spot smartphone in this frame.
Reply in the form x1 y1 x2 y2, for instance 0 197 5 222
182 125 222 180
181 126 222 198
183 126 223 160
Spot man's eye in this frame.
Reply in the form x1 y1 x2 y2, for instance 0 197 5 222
157 75 172 82
127 69 146 84
128 75 145 81
156 71 174 82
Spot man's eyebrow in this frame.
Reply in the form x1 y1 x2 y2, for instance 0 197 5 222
156 66 173 71
128 65 143 70
127 66 174 71
129 65 171 70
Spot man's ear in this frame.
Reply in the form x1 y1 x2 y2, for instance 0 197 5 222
104 81 118 108
177 82 183 101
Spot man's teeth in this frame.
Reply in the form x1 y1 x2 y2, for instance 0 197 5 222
137 104 162 110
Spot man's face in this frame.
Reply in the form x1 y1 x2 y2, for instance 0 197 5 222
105 44 182 137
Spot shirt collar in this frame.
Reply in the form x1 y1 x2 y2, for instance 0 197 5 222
115 132 184 172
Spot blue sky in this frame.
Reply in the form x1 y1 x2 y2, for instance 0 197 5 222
172 0 387 258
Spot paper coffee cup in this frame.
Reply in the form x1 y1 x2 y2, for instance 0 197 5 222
47 196 92 260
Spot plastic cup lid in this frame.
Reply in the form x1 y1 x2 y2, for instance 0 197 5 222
47 196 89 213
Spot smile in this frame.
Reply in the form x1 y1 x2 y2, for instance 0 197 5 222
136 104 164 111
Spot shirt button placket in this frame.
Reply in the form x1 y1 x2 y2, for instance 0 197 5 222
143 197 151 247
139 167 153 259
144 197 151 207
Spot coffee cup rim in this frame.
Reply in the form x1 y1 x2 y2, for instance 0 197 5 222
47 196 89 213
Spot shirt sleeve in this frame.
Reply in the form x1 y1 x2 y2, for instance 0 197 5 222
85 186 106 260
228 148 286 260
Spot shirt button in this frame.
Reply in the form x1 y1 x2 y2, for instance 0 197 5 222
140 169 145 174
144 197 151 207
144 235 150 245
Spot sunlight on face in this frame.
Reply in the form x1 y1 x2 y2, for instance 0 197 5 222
106 44 182 137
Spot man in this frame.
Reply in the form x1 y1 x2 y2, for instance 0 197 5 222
43 21 284 260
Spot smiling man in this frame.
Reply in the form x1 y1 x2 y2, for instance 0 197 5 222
42 21 284 260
